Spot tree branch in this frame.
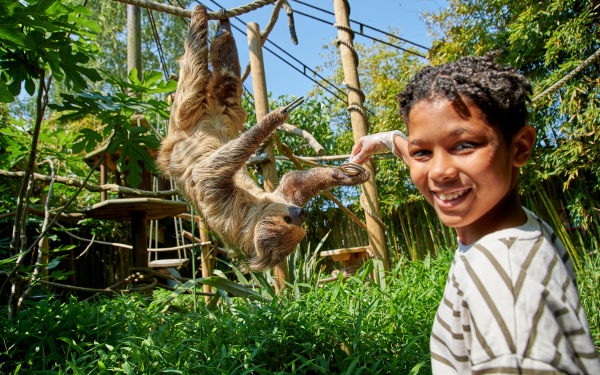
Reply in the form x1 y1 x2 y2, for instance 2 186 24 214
0 170 180 198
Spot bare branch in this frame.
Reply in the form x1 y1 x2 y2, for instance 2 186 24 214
278 123 326 156
0 170 180 198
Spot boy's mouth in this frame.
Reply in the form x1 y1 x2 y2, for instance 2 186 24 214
432 188 471 206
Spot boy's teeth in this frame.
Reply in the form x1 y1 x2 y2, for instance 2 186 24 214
438 190 466 201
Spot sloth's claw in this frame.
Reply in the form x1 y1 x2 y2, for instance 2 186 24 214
281 97 304 114
339 162 366 176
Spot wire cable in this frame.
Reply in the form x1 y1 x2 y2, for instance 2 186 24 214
291 0 429 51
146 9 170 79
292 9 426 58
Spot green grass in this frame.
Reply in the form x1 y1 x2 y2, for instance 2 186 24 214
1 250 598 374
0 253 451 375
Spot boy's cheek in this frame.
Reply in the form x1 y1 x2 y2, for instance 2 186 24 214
409 166 432 201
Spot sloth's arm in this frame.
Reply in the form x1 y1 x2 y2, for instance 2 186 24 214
208 109 289 182
276 167 370 207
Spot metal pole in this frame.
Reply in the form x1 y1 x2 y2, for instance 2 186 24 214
333 0 389 272
247 22 290 293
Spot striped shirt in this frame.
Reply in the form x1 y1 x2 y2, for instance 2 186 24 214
431 208 600 374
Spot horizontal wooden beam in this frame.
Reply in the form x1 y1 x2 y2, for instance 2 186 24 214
320 246 370 257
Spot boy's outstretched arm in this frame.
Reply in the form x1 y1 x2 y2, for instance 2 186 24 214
349 131 408 165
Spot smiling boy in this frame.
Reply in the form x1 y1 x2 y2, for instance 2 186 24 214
350 54 600 374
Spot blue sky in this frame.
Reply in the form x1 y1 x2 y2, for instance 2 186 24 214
214 0 448 98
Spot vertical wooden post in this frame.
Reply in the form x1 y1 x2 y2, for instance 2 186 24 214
247 22 290 293
198 216 213 303
333 0 389 272
100 158 107 202
130 211 148 268
127 5 142 83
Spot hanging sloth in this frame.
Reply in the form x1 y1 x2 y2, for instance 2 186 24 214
157 5 369 271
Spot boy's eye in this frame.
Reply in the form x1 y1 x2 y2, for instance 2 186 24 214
411 149 431 158
454 142 476 151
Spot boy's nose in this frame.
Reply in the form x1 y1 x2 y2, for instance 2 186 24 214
429 152 458 181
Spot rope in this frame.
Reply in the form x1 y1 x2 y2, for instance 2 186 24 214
342 81 365 102
335 38 359 67
360 194 387 232
346 104 370 129
333 23 354 38
109 0 278 19
532 48 600 103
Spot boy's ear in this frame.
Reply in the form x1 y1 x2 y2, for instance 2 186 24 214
512 125 536 167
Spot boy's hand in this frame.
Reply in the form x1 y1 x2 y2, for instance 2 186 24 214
350 131 407 164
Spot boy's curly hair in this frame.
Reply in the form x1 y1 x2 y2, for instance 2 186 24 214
397 52 532 141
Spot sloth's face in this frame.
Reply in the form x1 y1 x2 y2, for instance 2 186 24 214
250 203 308 271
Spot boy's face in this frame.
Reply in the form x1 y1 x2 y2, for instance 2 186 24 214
407 99 530 229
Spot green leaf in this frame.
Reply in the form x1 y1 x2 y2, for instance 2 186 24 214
45 258 60 270
0 80 14 103
58 45 101 90
3 60 38 96
128 68 141 85
154 276 262 306
27 0 57 15
122 362 136 375
72 128 103 154
110 126 160 188
0 28 34 49
24 78 35 96
408 362 425 375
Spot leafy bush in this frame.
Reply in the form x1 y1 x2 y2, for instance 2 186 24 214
0 254 451 374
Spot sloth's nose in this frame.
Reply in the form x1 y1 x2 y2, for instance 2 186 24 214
288 207 308 225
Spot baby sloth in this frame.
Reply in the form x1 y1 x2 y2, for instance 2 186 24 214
157 5 369 271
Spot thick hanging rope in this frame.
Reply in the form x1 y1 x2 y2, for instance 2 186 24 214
532 48 600 103
109 0 278 19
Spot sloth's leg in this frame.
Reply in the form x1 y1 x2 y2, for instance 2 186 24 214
210 18 244 119
276 167 370 207
174 5 212 131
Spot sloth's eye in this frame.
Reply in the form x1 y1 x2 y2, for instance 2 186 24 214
284 216 292 224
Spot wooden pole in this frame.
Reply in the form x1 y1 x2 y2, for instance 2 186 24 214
333 0 389 272
198 216 213 302
127 4 142 83
100 158 108 202
130 211 148 267
247 22 289 294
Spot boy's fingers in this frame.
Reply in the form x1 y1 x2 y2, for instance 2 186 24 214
351 151 370 165
350 142 362 159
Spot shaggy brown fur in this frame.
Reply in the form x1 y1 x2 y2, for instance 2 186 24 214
157 6 369 271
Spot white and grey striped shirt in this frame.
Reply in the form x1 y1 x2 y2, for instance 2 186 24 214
431 208 600 374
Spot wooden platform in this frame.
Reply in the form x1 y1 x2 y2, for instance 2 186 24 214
320 246 369 262
81 198 189 221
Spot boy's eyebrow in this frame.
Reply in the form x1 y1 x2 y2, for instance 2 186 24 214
410 128 477 145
